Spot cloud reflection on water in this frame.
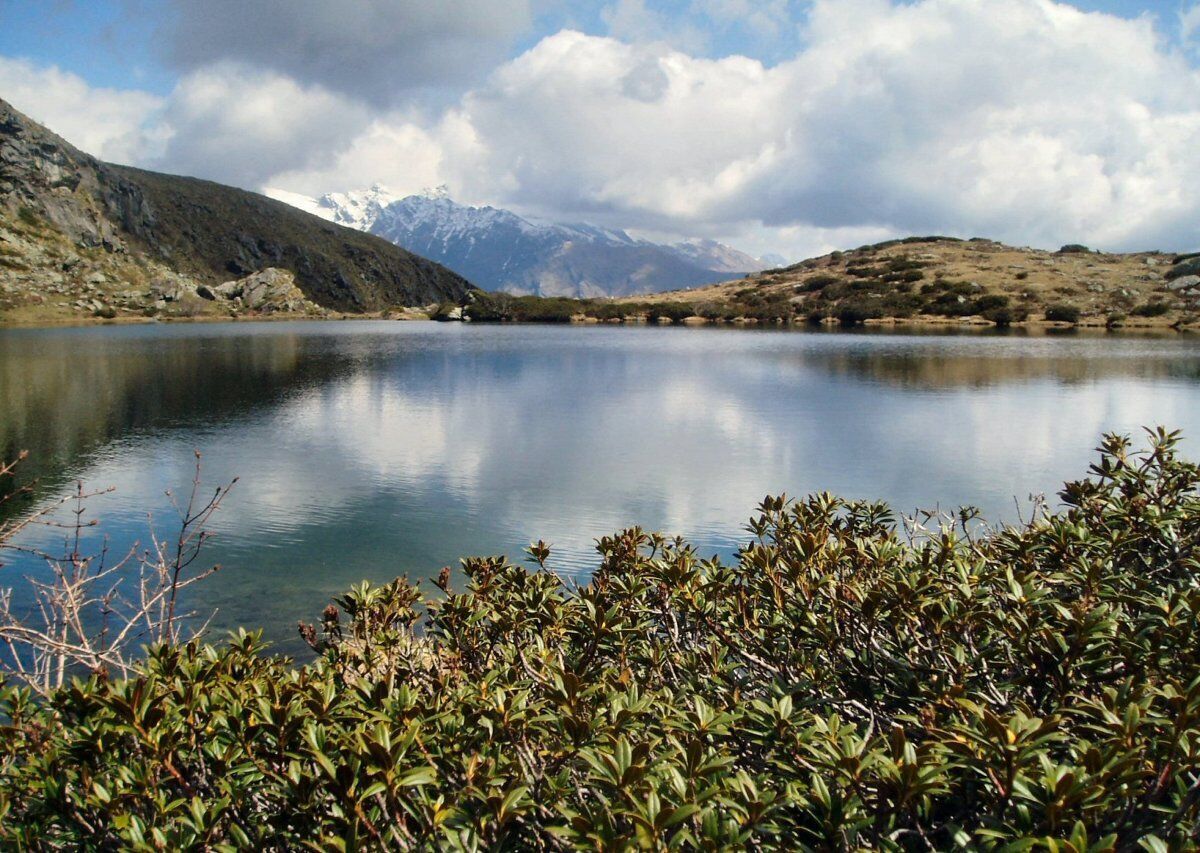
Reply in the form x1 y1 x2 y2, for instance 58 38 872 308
2 323 1198 651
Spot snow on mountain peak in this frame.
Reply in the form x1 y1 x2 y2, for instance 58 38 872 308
262 184 767 295
417 184 451 200
315 185 399 230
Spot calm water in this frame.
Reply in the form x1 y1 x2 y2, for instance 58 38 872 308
2 321 1199 654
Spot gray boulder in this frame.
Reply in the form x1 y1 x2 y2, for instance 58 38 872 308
240 268 295 308
1168 274 1200 292
1168 257 1200 280
148 277 196 302
217 268 309 311
214 280 242 299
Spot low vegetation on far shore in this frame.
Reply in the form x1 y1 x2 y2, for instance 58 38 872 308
431 237 1200 332
1 429 1198 848
7 208 1199 334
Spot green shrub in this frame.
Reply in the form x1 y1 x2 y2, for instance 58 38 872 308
845 265 885 279
644 302 694 324
465 294 581 323
514 297 580 323
1044 303 1082 323
981 306 1022 327
2 431 1200 848
884 258 925 274
925 292 974 317
852 236 962 253
16 206 41 228
836 300 882 325
971 294 1009 314
739 304 792 323
881 269 925 284
1131 301 1170 318
585 301 629 322
693 306 731 322
796 274 841 293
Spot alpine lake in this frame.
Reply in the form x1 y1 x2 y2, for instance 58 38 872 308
2 320 1199 655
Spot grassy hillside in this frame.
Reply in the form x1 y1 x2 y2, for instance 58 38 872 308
0 97 473 318
107 166 472 311
622 237 1200 330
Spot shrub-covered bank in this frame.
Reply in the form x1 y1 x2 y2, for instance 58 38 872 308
1 430 1199 849
595 238 1200 331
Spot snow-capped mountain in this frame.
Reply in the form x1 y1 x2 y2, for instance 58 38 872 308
264 185 767 297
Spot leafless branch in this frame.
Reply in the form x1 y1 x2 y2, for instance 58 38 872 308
0 451 236 697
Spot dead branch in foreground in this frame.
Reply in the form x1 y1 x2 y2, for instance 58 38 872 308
0 451 236 697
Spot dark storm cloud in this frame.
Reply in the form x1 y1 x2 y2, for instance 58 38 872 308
162 0 536 104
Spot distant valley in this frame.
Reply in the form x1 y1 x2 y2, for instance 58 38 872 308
268 185 769 298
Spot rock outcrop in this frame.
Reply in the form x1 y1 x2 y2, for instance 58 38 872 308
215 268 312 312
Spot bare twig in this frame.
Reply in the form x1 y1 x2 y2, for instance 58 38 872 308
0 452 236 697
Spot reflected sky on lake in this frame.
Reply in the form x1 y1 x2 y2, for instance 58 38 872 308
2 321 1198 653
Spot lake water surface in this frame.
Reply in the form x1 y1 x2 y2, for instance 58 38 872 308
2 321 1199 653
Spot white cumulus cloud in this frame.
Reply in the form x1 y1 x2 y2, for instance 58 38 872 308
3 0 1199 259
152 63 374 187
0 57 166 164
419 0 1199 253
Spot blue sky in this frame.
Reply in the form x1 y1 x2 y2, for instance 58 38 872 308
2 0 1191 98
1 0 1198 257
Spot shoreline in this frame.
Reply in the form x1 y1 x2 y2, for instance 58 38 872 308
2 309 1196 335
572 313 1197 334
0 307 432 330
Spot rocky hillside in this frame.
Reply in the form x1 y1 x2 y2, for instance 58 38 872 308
624 237 1200 330
268 185 765 297
0 98 472 322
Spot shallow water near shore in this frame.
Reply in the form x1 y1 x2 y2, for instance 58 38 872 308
2 320 1199 655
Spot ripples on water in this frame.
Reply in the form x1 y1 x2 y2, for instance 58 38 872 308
1 321 1198 652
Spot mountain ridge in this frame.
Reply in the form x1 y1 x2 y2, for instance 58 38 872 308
266 185 767 298
0 97 473 315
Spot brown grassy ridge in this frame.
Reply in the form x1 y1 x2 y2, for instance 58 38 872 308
615 237 1200 330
